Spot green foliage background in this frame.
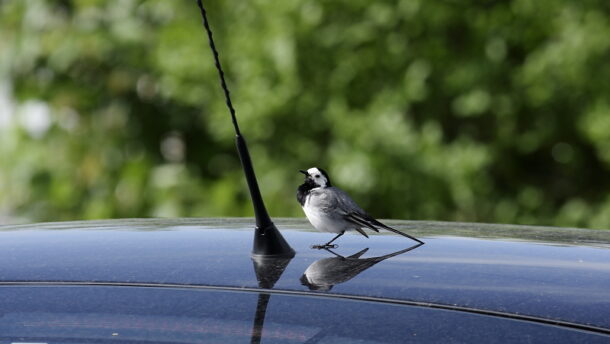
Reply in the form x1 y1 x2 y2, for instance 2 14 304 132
1 0 610 228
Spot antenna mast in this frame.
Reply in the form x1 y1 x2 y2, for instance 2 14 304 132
196 0 295 257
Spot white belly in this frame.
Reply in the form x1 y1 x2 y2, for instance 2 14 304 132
302 196 346 234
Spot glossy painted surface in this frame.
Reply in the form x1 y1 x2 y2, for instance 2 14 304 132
1 286 608 343
0 218 609 331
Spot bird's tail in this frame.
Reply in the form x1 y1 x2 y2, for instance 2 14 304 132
377 223 424 244
374 242 424 261
346 212 424 244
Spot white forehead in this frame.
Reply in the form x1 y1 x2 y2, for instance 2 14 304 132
307 167 322 175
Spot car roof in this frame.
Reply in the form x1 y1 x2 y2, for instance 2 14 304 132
0 218 609 333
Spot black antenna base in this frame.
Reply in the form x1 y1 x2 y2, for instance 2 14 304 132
252 222 296 258
235 135 295 258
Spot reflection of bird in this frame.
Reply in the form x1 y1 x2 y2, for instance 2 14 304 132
297 167 423 248
300 244 423 291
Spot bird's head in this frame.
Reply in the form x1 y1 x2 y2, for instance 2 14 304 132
299 167 331 187
300 273 334 291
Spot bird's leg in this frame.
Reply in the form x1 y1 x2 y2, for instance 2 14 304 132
325 231 344 246
311 231 344 249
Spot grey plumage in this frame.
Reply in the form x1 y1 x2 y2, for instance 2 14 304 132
307 186 379 238
301 244 423 291
297 167 423 248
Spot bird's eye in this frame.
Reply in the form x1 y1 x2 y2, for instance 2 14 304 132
315 175 320 178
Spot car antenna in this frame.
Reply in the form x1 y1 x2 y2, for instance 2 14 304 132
196 0 295 258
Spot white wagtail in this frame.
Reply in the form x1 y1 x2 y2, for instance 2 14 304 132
301 244 422 290
297 167 424 248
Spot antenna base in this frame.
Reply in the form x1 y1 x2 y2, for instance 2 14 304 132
252 223 296 258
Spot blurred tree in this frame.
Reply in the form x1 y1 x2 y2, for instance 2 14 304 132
0 0 609 228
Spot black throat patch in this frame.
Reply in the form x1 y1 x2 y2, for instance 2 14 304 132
296 179 316 206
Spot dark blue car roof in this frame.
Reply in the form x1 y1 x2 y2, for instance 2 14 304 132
0 218 609 334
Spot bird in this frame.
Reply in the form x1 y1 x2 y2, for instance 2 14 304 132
296 167 424 248
300 244 423 291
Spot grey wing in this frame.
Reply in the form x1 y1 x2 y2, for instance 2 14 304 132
325 187 424 244
306 187 374 238
328 187 380 233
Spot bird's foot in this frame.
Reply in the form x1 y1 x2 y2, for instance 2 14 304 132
311 244 339 250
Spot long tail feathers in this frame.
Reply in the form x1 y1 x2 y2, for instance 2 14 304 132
379 224 424 244
345 214 379 232
345 212 424 244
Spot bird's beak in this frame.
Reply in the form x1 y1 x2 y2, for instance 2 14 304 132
299 170 309 176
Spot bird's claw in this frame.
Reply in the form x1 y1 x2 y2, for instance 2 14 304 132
311 244 339 250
